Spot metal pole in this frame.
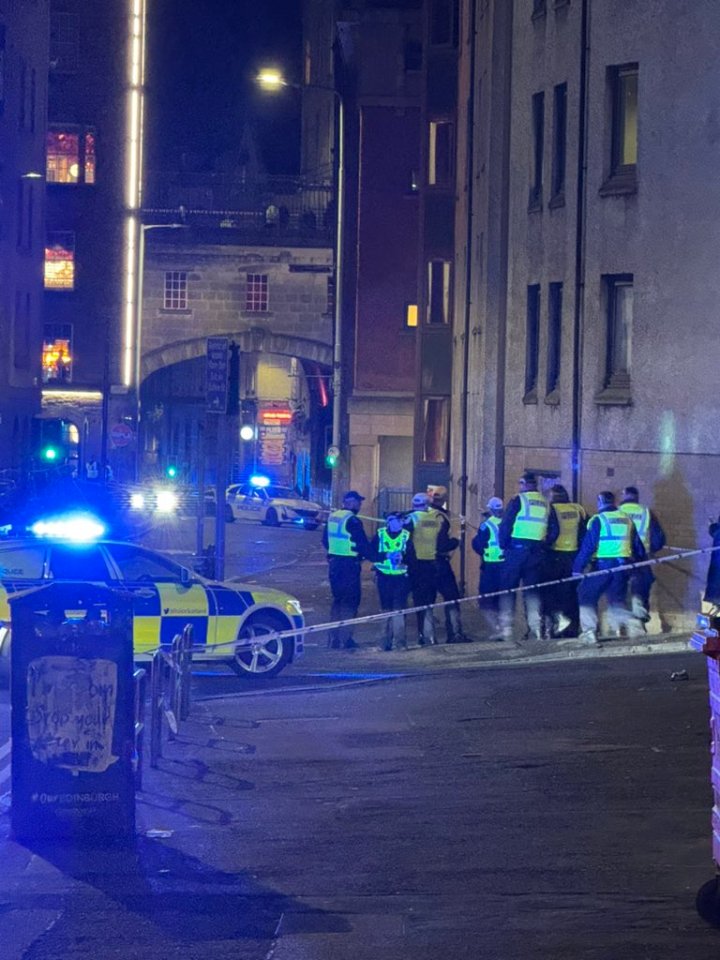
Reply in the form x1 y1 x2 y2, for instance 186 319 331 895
331 94 345 508
195 420 206 560
214 416 227 582
135 225 146 481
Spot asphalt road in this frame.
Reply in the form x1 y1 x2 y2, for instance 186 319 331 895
2 652 719 959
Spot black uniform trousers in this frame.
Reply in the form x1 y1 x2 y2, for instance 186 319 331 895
577 558 639 635
408 559 437 642
376 571 410 649
499 542 546 636
435 556 464 641
328 556 362 648
478 561 504 635
543 550 580 634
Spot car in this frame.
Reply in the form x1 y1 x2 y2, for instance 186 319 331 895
226 478 323 529
0 523 304 682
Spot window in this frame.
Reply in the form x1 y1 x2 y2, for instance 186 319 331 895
427 260 451 324
246 273 269 312
525 284 540 399
42 323 73 383
532 0 547 16
326 275 335 316
50 8 79 73
430 0 452 45
529 92 545 209
422 397 449 463
16 178 33 250
13 291 30 370
604 274 633 388
30 68 36 132
546 282 563 396
405 304 418 328
404 32 422 72
107 544 185 583
610 65 638 175
0 544 46 580
551 83 567 203
49 546 110 582
18 58 26 129
44 232 75 290
428 120 454 187
164 271 187 310
46 128 96 184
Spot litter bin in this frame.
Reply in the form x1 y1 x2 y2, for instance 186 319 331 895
691 601 720 924
9 582 136 843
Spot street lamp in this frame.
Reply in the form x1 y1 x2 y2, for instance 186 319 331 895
256 67 345 507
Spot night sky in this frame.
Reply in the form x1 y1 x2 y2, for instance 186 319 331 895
147 0 302 174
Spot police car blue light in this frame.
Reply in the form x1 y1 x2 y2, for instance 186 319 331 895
249 474 271 488
29 513 107 543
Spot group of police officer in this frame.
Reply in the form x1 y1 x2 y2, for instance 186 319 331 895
323 473 665 650
472 472 665 644
322 486 471 650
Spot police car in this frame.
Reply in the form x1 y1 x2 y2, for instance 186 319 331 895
0 514 304 681
226 476 323 529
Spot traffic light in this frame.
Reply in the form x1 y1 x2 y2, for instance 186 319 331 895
41 445 61 463
165 463 178 479
240 399 257 442
325 445 340 469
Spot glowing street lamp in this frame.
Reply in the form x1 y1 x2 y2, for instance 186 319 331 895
256 66 345 505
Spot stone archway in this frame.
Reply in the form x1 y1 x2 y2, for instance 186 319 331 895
141 328 332 381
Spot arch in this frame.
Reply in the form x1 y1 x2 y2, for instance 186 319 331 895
141 328 333 381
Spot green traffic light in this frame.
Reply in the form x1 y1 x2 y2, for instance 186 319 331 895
166 465 178 479
41 446 59 462
325 453 338 469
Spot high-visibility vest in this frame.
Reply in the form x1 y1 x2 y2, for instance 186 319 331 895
592 510 634 559
510 491 549 541
374 528 410 575
552 503 586 552
327 509 359 557
619 502 651 550
482 516 504 563
408 509 443 560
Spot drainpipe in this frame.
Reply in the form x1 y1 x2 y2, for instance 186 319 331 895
571 0 590 502
459 0 479 595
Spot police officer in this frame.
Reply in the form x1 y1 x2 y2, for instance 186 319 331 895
405 492 443 645
573 490 646 645
371 513 414 650
498 471 556 641
427 485 472 643
471 497 505 640
619 486 666 624
322 490 372 649
544 484 586 637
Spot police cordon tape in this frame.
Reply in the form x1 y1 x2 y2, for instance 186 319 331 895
151 542 719 656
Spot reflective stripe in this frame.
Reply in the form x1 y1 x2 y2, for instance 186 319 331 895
482 516 504 563
619 502 651 550
374 528 410 575
327 510 358 557
593 511 634 559
409 509 443 560
511 492 549 541
552 503 585 552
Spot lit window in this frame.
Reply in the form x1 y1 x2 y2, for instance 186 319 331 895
422 398 449 463
44 232 75 290
246 273 269 312
42 323 73 383
46 127 96 184
610 64 638 175
428 120 454 186
405 304 418 328
164 271 187 310
427 260 451 324
604 274 633 387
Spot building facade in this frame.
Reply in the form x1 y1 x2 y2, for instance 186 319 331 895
0 0 49 472
453 0 720 625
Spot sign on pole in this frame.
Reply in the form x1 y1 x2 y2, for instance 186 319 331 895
110 422 134 448
206 337 229 414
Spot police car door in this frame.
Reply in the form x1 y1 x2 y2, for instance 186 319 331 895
105 543 211 653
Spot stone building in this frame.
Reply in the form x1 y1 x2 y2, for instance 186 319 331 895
453 0 720 626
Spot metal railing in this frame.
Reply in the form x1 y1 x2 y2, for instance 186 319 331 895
149 624 194 769
132 668 147 790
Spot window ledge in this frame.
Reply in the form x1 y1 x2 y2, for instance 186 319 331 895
544 389 560 406
523 388 538 405
160 308 192 316
548 192 565 210
527 197 543 214
594 384 633 406
599 171 637 197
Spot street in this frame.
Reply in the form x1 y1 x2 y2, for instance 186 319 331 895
0 519 718 958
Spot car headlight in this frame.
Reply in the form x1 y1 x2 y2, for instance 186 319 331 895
130 492 145 510
155 490 179 514
284 598 303 617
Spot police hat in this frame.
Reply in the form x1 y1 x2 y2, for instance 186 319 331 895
342 490 365 502
486 496 503 511
412 492 430 508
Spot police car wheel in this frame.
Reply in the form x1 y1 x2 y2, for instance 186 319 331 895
232 612 292 679
224 502 234 523
263 507 280 527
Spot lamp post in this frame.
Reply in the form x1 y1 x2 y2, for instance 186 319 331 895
256 69 345 507
134 220 188 478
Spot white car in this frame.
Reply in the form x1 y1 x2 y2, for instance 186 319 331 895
226 481 323 530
